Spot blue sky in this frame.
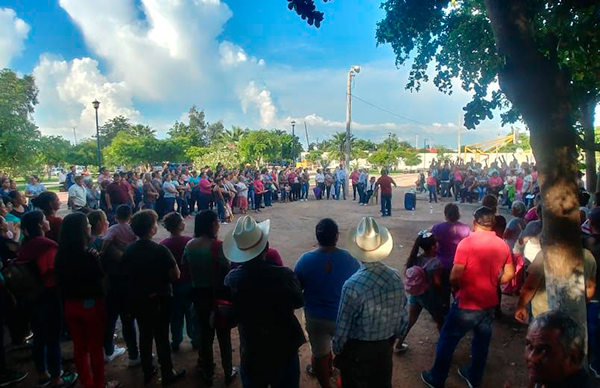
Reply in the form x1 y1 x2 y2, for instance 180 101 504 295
0 0 521 148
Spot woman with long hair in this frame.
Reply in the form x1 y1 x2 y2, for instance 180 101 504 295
8 191 26 220
55 213 121 388
17 211 78 387
396 231 444 352
183 210 236 386
31 191 62 242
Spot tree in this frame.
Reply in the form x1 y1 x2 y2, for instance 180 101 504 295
206 121 226 144
193 144 240 170
498 132 531 153
167 106 208 147
98 116 132 146
65 139 99 167
220 126 248 144
291 0 600 323
0 69 40 176
400 149 422 168
374 0 600 324
326 132 356 163
36 135 71 177
368 148 400 170
129 124 155 137
104 132 160 168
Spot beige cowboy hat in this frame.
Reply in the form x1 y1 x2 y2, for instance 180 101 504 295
223 215 270 263
346 216 394 263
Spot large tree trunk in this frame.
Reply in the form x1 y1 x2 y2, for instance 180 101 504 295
484 0 586 326
582 101 597 192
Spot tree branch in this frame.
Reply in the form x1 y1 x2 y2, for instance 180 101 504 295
576 135 600 151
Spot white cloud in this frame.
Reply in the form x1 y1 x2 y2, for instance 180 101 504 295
0 8 30 68
241 81 278 127
33 55 140 139
432 122 442 127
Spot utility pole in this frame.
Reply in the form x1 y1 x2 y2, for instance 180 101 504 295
345 66 361 196
458 113 462 161
304 121 310 150
291 120 296 165
387 132 392 170
92 99 101 172
73 127 78 145
415 134 419 149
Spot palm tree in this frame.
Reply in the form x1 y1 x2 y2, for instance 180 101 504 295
326 132 356 162
220 126 247 144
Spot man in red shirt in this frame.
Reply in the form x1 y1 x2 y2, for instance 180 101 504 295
350 168 360 201
375 169 396 217
106 174 132 213
422 206 514 388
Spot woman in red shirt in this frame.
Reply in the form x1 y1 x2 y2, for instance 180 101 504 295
18 211 78 387
253 173 265 212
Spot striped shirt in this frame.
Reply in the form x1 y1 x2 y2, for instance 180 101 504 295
333 262 408 355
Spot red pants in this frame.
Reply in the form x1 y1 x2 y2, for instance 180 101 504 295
64 299 106 388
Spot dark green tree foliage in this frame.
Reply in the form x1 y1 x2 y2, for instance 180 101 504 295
0 69 40 175
98 115 132 146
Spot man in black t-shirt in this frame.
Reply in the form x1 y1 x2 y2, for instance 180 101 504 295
121 210 185 386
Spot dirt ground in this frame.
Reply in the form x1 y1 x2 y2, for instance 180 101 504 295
8 174 561 387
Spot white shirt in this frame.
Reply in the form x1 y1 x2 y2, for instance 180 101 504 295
235 182 248 198
58 172 66 184
68 184 87 208
315 173 325 183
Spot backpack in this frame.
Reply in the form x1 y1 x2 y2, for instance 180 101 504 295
3 261 44 301
405 257 435 296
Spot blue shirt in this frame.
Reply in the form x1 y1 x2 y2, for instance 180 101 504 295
26 183 46 196
358 172 367 185
332 262 408 355
294 248 360 322
336 169 347 181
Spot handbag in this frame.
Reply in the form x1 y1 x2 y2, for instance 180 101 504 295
209 241 237 330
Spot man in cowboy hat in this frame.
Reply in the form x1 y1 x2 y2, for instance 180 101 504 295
422 206 515 388
223 216 305 388
332 216 408 388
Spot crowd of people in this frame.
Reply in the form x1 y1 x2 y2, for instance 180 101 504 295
0 159 597 388
417 156 540 209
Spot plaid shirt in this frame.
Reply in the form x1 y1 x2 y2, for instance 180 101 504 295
333 262 408 355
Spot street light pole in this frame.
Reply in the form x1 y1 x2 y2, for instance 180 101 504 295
92 99 101 172
345 65 360 197
291 120 296 166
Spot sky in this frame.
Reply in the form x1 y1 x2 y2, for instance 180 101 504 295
0 0 547 149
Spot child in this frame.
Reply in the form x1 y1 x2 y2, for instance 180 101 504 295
396 231 444 352
103 204 137 252
427 172 437 203
235 176 249 214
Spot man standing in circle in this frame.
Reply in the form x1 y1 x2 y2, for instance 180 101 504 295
375 169 397 217
333 217 407 387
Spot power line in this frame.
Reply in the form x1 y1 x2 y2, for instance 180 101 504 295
351 94 427 126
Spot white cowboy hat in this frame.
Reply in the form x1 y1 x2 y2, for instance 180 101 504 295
346 216 393 263
223 216 270 263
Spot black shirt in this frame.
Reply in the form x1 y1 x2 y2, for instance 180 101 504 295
540 368 595 387
224 258 305 373
122 239 176 301
55 248 105 299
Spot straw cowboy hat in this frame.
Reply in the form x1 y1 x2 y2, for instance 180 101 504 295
223 215 270 263
346 216 393 263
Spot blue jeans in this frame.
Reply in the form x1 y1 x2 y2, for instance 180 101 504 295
381 193 392 216
215 200 225 222
335 179 346 200
428 302 495 386
428 185 438 202
441 180 451 197
300 183 308 199
163 197 176 214
28 291 63 377
264 191 272 207
171 282 198 348
144 202 156 211
589 302 600 370
241 354 299 388
477 186 486 201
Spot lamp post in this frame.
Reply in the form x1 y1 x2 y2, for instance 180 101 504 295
345 65 361 197
291 120 296 165
92 99 101 172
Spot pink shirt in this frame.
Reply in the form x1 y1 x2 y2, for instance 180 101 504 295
254 179 264 193
105 223 137 250
199 178 212 195
489 176 503 188
350 171 360 185
453 230 511 310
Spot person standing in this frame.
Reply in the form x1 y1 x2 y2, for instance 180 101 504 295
224 216 305 388
375 169 397 217
314 169 325 200
121 210 186 385
159 213 197 353
430 203 471 312
294 219 360 388
97 167 112 186
324 169 334 200
335 164 347 200
333 216 407 387
31 191 62 242
65 166 77 191
105 174 130 215
184 210 237 385
162 174 178 215
25 175 46 200
55 213 121 388
17 211 79 388
142 173 159 211
357 169 367 203
68 176 88 212
422 206 515 388
350 169 360 201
